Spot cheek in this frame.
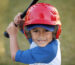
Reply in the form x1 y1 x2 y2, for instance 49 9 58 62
46 33 52 41
31 33 38 40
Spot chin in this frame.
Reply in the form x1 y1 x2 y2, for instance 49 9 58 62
38 44 47 47
35 41 49 47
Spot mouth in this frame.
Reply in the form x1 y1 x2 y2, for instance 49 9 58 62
37 40 46 44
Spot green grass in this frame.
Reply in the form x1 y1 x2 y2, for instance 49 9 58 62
0 0 75 65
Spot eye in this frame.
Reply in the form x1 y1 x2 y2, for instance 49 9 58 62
33 30 39 32
45 29 49 32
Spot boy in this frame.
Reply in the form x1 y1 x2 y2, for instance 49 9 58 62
7 3 61 65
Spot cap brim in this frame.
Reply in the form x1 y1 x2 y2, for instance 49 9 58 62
27 24 55 32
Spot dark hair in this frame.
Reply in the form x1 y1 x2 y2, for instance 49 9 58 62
24 26 31 39
52 25 58 40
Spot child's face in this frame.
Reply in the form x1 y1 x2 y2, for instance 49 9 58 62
30 27 52 47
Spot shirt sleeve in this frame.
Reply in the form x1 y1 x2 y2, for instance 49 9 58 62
15 40 58 64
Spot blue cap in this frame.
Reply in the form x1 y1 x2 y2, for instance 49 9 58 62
27 25 55 32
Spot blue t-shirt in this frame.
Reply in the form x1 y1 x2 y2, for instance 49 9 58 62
15 39 58 64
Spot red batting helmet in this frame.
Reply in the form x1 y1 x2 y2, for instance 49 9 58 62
23 3 61 39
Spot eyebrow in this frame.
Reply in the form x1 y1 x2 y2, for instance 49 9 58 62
32 28 37 30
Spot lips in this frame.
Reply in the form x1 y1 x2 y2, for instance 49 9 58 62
37 40 46 44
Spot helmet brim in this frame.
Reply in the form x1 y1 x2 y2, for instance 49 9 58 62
27 24 55 32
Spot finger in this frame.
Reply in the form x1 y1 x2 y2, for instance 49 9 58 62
17 13 22 19
14 13 22 24
14 13 21 21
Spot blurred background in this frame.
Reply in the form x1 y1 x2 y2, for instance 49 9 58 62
0 0 75 65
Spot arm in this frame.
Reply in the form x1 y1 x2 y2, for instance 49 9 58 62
15 40 58 64
10 34 19 61
6 22 19 61
6 13 24 61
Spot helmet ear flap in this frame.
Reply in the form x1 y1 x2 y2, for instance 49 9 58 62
56 25 61 39
23 26 31 39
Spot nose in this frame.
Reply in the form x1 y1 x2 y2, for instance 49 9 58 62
39 31 45 38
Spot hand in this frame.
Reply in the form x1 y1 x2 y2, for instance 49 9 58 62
6 22 18 37
14 13 25 29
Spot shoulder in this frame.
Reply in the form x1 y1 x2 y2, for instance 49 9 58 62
43 39 59 54
49 39 60 46
47 39 58 47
